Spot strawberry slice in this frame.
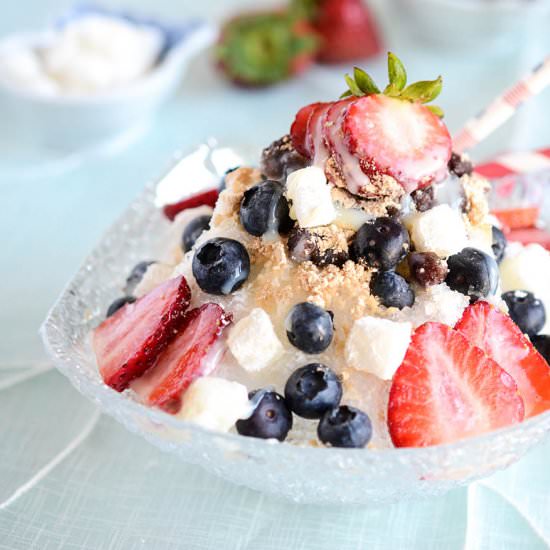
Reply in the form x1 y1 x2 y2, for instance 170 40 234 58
343 95 452 192
388 323 524 448
508 227 550 250
163 189 219 221
323 97 355 155
290 102 323 158
492 207 541 230
131 303 231 412
456 301 550 417
304 102 332 161
93 276 191 391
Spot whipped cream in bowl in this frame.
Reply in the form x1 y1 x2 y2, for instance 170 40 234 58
0 7 215 149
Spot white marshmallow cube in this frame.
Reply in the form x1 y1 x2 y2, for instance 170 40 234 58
286 166 336 228
178 377 250 433
346 316 412 380
227 308 284 372
407 204 469 258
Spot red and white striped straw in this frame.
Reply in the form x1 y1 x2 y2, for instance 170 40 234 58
453 56 550 154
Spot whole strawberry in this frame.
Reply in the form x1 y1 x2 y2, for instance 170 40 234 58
216 11 319 87
290 53 451 194
293 0 382 64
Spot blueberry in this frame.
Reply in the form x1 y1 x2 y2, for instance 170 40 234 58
317 405 372 448
106 296 136 318
236 390 292 441
370 271 415 309
125 260 155 294
192 238 250 295
448 152 473 177
491 226 507 264
350 218 410 271
531 334 550 363
219 166 240 191
284 364 342 419
182 215 211 252
286 302 334 354
446 247 499 303
240 180 293 237
260 135 309 181
502 290 546 337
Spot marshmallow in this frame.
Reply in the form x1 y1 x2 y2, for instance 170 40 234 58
346 316 412 380
286 166 336 228
228 308 284 372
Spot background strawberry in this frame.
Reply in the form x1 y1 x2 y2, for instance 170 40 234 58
292 0 382 64
216 11 319 87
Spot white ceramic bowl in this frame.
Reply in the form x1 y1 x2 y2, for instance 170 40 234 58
0 10 215 151
40 145 550 504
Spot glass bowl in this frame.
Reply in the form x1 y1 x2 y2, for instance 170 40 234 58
41 146 550 504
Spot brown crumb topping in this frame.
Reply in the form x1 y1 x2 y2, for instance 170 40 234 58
296 260 379 318
461 172 491 226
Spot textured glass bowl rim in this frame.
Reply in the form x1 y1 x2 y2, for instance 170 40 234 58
40 151 550 471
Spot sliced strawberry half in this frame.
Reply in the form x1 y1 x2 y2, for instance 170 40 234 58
343 95 452 193
305 102 332 160
163 189 219 221
131 303 231 412
290 102 323 158
492 207 541 230
323 97 355 154
508 227 550 250
93 276 192 392
388 322 524 448
456 301 550 417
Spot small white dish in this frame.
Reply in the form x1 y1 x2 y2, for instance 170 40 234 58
0 8 216 151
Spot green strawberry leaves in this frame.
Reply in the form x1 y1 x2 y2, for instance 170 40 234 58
386 52 407 92
401 77 443 103
340 52 444 117
353 67 381 95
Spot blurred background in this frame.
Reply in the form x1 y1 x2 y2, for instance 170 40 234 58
0 0 549 368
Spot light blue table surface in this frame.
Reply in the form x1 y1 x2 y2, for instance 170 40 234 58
1 1 550 548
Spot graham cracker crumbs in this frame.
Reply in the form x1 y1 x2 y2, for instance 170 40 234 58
248 236 290 266
331 186 398 219
310 224 352 256
296 260 380 319
461 172 491 226
212 167 262 227
325 155 347 188
356 159 404 200
287 224 353 267
327 158 404 217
